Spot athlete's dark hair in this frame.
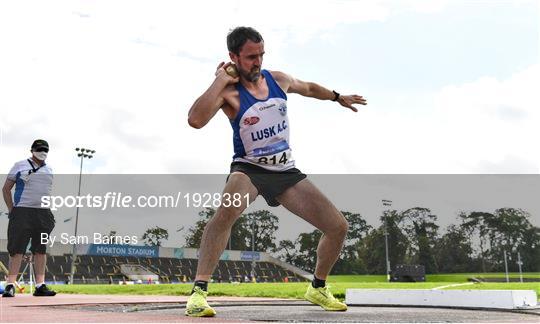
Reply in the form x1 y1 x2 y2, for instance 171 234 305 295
227 26 264 55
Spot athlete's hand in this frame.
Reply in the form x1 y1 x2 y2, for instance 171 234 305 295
338 94 367 112
215 62 239 84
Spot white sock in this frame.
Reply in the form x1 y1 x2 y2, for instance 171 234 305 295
36 283 44 288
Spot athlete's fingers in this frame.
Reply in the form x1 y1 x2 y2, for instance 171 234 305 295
215 62 226 76
349 95 367 103
215 62 240 84
339 98 358 112
343 102 358 112
352 95 365 99
356 100 367 105
352 96 367 105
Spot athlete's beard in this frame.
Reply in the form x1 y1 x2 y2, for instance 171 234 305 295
240 66 261 82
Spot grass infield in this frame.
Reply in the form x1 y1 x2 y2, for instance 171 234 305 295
331 273 540 283
36 273 539 300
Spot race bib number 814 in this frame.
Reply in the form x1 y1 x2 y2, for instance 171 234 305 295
257 151 289 165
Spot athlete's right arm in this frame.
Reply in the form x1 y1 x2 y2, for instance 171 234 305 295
188 62 239 129
2 179 15 213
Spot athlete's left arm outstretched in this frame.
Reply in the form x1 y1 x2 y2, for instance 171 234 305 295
271 71 367 112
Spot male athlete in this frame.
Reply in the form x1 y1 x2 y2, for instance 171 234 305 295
186 26 367 317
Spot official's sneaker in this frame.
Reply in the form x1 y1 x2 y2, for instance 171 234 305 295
185 286 216 317
33 284 56 297
2 284 15 297
304 284 347 311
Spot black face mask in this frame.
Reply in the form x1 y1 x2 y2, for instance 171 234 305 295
35 147 49 153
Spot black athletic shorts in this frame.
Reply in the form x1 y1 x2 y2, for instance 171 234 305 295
7 207 55 256
229 162 307 207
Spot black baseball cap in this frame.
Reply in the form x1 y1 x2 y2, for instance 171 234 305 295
31 139 49 150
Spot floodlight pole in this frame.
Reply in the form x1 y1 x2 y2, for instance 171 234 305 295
382 199 392 282
69 147 95 284
251 214 256 282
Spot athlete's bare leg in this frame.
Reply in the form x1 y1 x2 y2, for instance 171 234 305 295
194 172 258 281
276 179 348 280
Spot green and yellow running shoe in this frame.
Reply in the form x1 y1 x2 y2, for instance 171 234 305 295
185 286 216 317
304 284 348 311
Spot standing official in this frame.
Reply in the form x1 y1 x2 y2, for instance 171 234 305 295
2 139 57 297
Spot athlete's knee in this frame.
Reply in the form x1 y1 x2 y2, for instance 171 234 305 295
336 217 349 238
328 212 348 238
208 205 243 227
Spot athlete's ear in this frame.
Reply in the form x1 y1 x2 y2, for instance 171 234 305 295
229 52 238 64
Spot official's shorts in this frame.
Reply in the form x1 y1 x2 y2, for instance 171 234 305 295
7 207 55 256
229 162 307 207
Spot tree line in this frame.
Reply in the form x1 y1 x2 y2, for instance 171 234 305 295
184 207 540 274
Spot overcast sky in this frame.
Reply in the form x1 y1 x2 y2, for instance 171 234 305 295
0 1 539 245
0 0 538 174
